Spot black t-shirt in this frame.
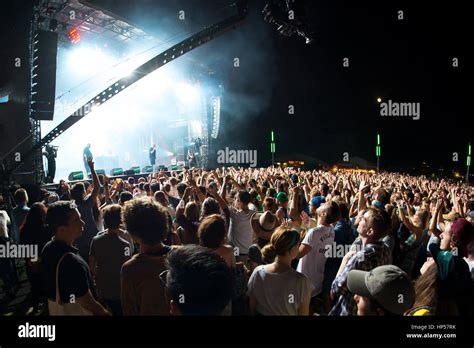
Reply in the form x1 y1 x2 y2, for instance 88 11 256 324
168 196 180 210
41 238 94 303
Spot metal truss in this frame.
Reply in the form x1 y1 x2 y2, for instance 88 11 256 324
4 0 248 178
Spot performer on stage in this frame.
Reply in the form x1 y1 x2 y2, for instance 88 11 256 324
149 144 156 166
83 143 93 175
187 147 196 168
43 144 58 183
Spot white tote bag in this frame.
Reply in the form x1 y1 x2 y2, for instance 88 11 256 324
47 252 92 316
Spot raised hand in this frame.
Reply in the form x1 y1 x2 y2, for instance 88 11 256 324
87 157 95 169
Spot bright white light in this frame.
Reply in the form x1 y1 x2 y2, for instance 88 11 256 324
189 120 202 138
114 57 141 78
68 46 112 76
116 64 135 78
175 82 199 104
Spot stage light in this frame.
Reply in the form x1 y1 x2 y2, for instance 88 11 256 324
211 96 221 139
69 46 111 75
68 27 81 44
175 82 199 104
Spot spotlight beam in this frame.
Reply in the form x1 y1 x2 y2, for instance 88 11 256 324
5 0 248 177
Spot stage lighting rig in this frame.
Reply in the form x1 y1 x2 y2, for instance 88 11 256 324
68 27 81 44
262 0 314 44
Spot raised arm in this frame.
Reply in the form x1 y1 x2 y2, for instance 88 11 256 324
99 175 111 210
88 157 100 201
429 199 443 238
288 186 302 226
398 201 422 241
357 180 369 213
175 187 194 219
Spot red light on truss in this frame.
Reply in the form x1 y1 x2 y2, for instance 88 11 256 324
68 27 81 44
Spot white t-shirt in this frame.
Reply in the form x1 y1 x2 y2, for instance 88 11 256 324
247 265 315 315
297 224 335 296
248 203 259 212
0 210 10 238
227 206 256 255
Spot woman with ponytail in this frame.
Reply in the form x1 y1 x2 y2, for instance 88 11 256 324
247 227 314 315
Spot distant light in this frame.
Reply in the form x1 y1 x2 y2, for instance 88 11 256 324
377 98 382 103
0 95 9 103
68 27 81 44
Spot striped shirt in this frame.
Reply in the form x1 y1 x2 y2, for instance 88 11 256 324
329 241 392 316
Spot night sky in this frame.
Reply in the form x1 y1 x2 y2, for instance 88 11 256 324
89 0 472 171
1 0 471 172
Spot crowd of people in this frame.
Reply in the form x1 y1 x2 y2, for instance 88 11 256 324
1 158 473 316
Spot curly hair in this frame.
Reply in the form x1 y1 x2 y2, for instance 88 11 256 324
122 197 169 245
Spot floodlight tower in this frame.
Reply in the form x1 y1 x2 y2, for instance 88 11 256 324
376 133 381 173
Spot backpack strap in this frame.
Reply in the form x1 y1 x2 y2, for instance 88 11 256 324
54 252 74 304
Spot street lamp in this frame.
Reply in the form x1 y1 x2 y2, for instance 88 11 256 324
467 142 471 183
270 130 276 166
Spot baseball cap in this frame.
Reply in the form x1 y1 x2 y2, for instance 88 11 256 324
347 265 415 315
450 218 474 257
311 196 325 208
275 192 288 203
